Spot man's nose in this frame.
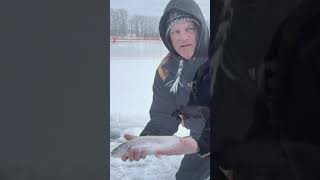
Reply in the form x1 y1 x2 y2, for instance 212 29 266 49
178 31 189 41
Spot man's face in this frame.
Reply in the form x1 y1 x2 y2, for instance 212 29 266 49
169 21 198 60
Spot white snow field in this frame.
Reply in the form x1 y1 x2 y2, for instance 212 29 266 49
110 41 190 180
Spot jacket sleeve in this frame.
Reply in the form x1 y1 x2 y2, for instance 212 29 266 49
140 70 181 136
196 116 210 158
188 61 211 157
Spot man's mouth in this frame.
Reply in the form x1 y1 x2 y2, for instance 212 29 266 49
180 44 192 47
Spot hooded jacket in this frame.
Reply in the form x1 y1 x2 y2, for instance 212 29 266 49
140 0 209 136
159 0 209 59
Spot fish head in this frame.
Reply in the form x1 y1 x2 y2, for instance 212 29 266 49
111 143 130 158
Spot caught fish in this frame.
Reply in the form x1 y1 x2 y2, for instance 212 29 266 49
111 135 181 158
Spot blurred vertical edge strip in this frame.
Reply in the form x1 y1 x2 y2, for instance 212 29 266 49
106 0 111 179
0 0 108 179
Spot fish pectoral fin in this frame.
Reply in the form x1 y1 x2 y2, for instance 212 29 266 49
151 149 162 159
155 153 162 159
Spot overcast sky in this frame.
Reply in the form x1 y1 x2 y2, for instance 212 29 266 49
110 0 210 19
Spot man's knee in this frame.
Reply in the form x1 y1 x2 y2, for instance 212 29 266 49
176 154 210 180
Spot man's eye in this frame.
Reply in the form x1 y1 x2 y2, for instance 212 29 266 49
171 30 180 35
186 27 196 32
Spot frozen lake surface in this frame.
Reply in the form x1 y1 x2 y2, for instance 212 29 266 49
110 41 190 180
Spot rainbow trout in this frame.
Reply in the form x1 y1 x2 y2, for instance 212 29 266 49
111 136 181 158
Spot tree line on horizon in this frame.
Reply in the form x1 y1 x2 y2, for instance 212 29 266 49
110 8 210 38
110 8 160 37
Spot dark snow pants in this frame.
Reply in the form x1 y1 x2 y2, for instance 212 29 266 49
176 153 210 180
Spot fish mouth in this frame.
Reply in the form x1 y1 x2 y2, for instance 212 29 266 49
110 148 120 157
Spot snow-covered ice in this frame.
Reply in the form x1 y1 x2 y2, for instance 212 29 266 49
110 41 190 180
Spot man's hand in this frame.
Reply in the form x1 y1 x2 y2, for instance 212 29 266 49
121 134 148 162
156 136 199 156
172 105 208 132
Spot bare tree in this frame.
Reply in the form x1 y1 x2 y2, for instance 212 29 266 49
118 9 128 36
110 8 116 36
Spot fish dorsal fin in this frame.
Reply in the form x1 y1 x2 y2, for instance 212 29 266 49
124 134 138 141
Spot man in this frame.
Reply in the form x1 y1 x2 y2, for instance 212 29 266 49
121 0 210 179
155 59 211 160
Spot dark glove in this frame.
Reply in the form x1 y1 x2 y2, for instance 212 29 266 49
171 105 209 133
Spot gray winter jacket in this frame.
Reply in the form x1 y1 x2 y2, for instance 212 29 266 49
140 0 209 136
